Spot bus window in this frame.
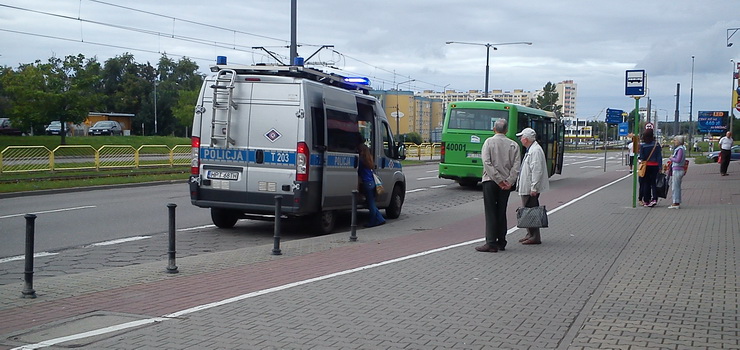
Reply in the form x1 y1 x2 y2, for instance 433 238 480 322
448 109 508 131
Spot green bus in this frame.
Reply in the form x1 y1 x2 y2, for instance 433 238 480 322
439 99 565 187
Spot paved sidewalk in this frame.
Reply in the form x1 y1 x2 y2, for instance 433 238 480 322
0 161 737 349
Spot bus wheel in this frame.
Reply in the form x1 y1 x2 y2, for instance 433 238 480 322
211 208 239 228
458 179 478 187
313 210 336 234
385 185 404 219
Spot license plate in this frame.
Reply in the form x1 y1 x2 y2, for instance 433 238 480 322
206 170 239 180
466 152 481 158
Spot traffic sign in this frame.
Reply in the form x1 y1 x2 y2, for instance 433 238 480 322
618 122 629 136
606 108 624 124
625 70 646 96
645 122 654 130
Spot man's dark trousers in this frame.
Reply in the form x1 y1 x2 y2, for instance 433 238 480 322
483 181 511 249
720 149 731 175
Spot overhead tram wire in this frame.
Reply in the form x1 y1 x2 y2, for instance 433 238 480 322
1 3 436 90
0 28 220 64
0 4 267 55
88 0 287 44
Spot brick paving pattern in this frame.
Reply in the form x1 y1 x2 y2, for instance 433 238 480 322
0 160 737 349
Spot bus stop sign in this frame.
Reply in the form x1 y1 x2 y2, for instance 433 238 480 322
625 70 646 96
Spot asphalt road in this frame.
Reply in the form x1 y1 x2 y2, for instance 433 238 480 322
0 152 630 285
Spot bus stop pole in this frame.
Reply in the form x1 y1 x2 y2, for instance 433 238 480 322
632 97 640 208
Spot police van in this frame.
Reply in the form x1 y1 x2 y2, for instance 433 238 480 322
189 58 406 233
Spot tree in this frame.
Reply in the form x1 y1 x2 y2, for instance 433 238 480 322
0 55 104 141
533 82 561 115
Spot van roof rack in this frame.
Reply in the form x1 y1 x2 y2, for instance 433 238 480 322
210 64 371 94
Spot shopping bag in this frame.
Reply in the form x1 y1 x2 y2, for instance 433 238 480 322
372 172 385 195
656 173 669 199
516 206 548 228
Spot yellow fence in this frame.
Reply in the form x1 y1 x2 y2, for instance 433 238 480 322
0 145 191 174
404 143 442 160
0 143 439 174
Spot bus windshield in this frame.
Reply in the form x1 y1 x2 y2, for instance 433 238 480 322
447 108 509 131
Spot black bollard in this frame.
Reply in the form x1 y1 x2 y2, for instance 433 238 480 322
22 214 37 299
350 190 358 241
166 203 178 274
272 196 282 255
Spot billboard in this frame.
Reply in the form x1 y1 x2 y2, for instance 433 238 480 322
697 111 728 133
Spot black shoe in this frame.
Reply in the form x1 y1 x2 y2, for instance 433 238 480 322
475 244 498 252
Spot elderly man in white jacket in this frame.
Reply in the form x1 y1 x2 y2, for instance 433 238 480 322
516 128 549 245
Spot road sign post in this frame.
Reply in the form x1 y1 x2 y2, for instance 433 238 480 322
626 70 646 208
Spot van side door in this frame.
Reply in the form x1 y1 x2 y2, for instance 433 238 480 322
321 87 359 209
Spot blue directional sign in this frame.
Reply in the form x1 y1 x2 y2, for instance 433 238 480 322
618 122 629 136
606 108 625 124
625 70 646 96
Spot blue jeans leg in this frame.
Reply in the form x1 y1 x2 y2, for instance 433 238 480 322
362 182 385 226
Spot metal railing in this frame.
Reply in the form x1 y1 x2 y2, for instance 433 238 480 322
1 143 440 174
0 145 191 174
403 142 442 160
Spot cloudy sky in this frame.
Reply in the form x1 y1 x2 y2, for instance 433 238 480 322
1 0 739 122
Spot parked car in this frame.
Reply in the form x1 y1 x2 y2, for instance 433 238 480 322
706 145 740 162
89 121 123 136
0 118 23 136
45 121 71 136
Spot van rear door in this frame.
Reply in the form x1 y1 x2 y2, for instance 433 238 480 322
321 87 359 209
244 82 301 206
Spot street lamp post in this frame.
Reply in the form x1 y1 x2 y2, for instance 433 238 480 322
689 56 695 155
154 79 158 135
445 41 532 98
732 59 737 132
395 79 415 142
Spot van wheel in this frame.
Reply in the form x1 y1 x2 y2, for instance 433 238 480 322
211 208 239 228
385 185 404 219
458 179 478 187
313 210 336 234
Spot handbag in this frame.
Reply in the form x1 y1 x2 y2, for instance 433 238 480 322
516 206 548 228
655 173 669 199
637 162 647 177
372 172 385 195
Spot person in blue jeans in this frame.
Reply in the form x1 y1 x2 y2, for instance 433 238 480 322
667 135 686 209
357 137 385 227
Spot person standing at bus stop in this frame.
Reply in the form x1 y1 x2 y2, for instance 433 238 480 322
638 128 662 207
357 136 386 228
516 128 549 245
719 131 733 176
475 119 520 253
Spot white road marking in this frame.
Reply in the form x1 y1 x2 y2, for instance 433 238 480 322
430 185 449 189
0 252 59 264
416 176 439 180
406 188 427 193
0 206 97 220
85 236 151 247
178 224 216 231
12 175 632 350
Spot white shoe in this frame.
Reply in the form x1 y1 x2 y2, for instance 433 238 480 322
667 205 680 209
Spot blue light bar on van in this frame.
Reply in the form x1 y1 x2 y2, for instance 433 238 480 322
343 77 371 85
216 56 227 65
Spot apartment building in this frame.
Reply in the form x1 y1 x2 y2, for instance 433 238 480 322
370 90 444 142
